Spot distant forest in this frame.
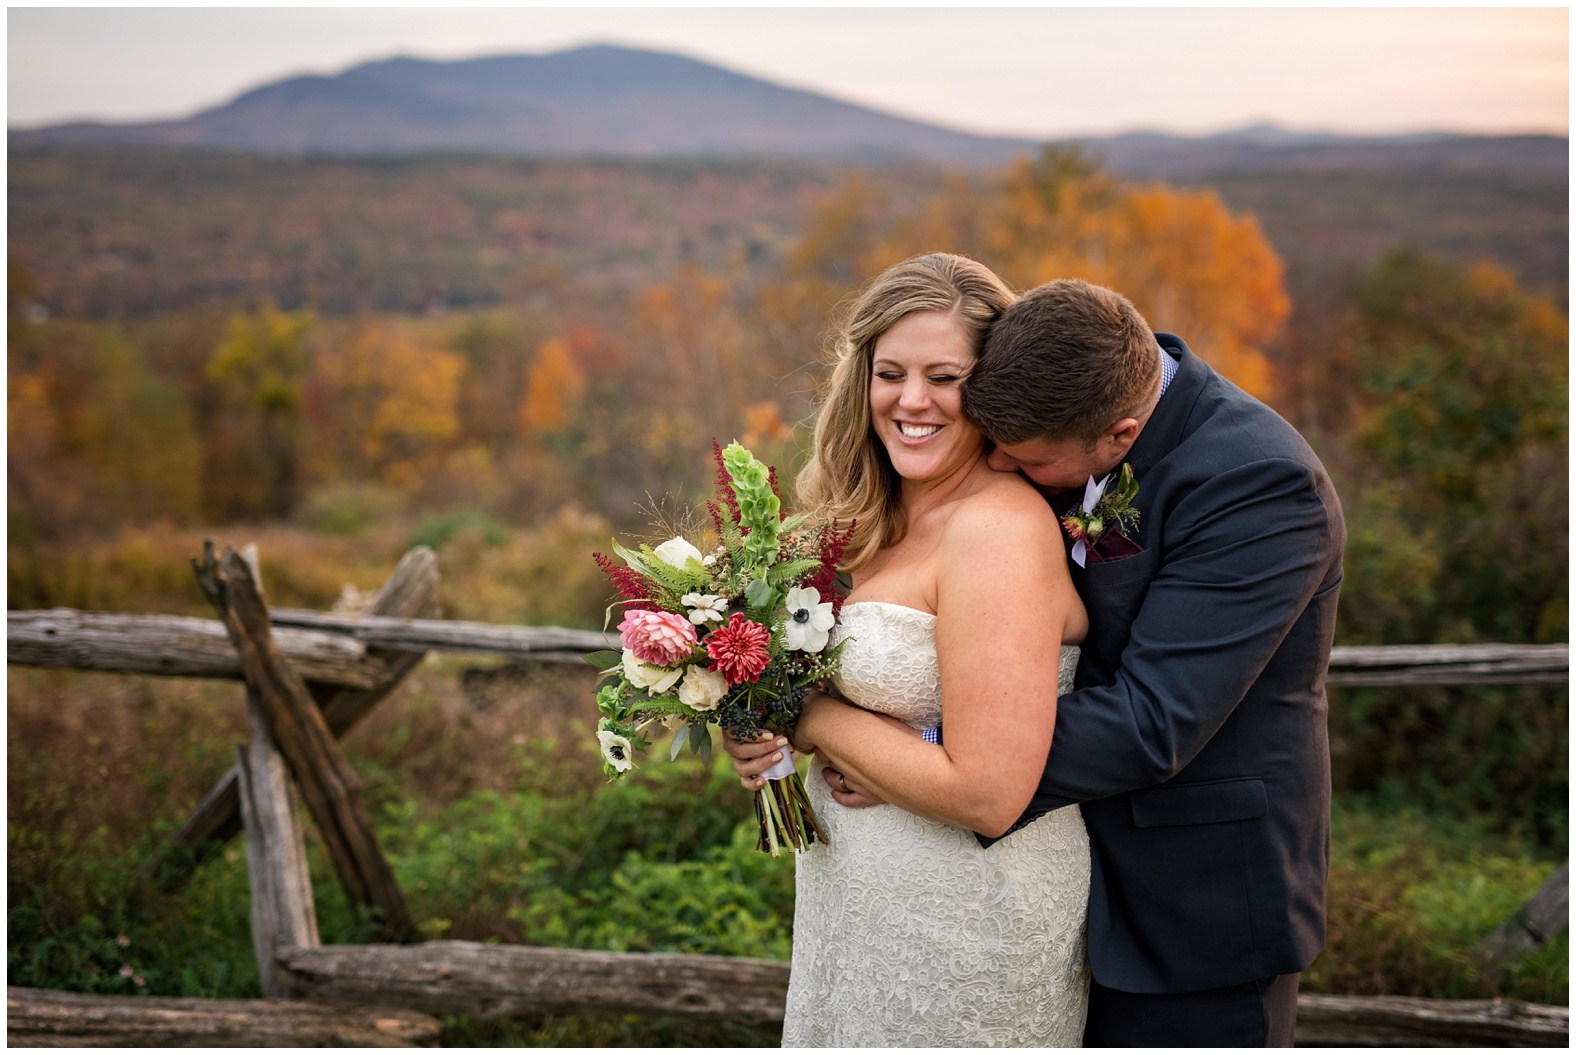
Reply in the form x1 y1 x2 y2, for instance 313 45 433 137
9 146 1566 319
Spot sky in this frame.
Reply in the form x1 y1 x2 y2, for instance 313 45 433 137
6 6 1569 139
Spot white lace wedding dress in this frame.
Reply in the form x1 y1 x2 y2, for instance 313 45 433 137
782 601 1091 1047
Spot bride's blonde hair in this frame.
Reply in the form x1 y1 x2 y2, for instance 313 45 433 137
797 253 1016 571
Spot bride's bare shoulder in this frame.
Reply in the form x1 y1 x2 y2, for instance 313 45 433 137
944 470 1061 547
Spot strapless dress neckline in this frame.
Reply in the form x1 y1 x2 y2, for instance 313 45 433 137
840 598 937 621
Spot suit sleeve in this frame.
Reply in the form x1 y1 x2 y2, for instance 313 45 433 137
1029 455 1339 810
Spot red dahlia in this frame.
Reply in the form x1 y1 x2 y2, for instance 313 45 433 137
705 612 772 686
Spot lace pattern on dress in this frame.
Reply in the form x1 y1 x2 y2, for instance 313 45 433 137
782 602 1090 1047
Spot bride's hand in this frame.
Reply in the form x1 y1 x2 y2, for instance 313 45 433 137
721 729 793 790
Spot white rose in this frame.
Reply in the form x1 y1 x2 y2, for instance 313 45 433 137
622 648 684 694
677 664 729 712
783 585 836 653
652 536 705 570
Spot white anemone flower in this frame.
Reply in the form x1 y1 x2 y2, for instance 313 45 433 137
598 729 635 773
783 586 836 653
621 649 684 694
652 536 705 570
678 664 729 712
681 592 728 624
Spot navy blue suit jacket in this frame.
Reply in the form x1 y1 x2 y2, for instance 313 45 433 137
1016 335 1345 995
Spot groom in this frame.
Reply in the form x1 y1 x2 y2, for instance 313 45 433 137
956 278 1345 1046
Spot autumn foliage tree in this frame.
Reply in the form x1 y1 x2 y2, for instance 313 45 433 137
767 147 1290 400
201 303 313 521
1339 250 1567 646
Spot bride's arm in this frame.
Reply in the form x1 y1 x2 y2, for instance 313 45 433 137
796 485 1078 837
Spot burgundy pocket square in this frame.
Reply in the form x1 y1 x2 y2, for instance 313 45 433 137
1086 532 1144 563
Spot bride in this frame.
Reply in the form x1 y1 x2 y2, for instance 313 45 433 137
727 253 1091 1046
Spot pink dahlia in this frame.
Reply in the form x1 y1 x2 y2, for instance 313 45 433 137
706 613 772 686
619 609 699 667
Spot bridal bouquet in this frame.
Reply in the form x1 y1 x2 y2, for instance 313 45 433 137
590 441 852 856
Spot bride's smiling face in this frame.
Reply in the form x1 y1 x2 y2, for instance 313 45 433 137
869 309 985 484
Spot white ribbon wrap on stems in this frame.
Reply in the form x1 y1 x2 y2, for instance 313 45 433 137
763 746 798 781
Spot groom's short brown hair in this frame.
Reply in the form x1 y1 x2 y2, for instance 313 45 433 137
964 279 1162 446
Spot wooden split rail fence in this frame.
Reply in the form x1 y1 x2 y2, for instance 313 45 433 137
6 543 1569 1047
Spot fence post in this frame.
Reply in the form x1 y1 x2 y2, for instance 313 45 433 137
147 546 437 889
193 541 416 942
235 721 319 996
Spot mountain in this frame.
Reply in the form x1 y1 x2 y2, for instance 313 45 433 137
10 44 1565 178
1080 127 1568 179
7 44 1040 166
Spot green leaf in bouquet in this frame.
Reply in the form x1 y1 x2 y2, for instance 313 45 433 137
595 683 628 721
638 546 714 591
669 723 689 761
766 556 820 586
684 721 715 766
585 649 623 672
609 540 688 606
635 694 689 717
610 538 657 577
722 442 783 568
744 576 774 609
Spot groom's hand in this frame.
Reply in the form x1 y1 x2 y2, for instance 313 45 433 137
818 761 885 809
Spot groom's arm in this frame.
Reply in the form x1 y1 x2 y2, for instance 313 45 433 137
1027 455 1342 811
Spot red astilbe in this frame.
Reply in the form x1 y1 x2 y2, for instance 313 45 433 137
711 439 742 522
706 612 772 686
767 466 786 521
804 519 855 614
594 551 652 602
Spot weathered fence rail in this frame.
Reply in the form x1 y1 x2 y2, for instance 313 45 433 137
6 545 1568 1047
269 608 618 662
9 610 1562 686
1294 992 1568 1047
6 986 441 1047
7 608 385 688
8 975 1568 1047
269 943 1569 1045
276 941 791 1023
1326 643 1570 686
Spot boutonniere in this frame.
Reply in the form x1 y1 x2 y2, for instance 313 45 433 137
1061 463 1141 568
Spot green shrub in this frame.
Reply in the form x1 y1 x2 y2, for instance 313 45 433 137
298 481 404 535
408 509 511 552
1329 684 1569 849
1309 794 1567 1004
